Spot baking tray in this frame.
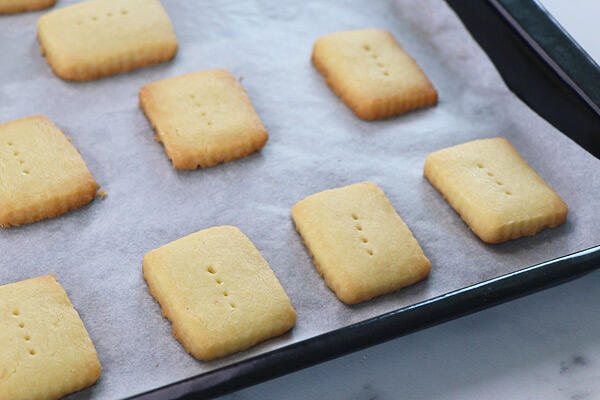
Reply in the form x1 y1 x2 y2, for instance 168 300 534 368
0 1 599 399
140 1 600 398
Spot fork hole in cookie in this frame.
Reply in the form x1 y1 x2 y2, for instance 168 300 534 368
361 237 368 243
496 181 503 186
505 191 511 195
121 9 128 15
356 225 362 231
23 170 29 175
207 121 212 126
189 94 195 99
7 142 13 146
383 71 390 76
371 54 378 59
207 266 215 274
18 160 24 164
223 291 228 297
363 44 371 51
477 163 483 168
12 310 19 316
25 335 30 341
367 249 374 256
107 12 112 16
377 62 384 67
487 172 493 176
216 278 222 284
351 213 358 220
230 303 236 308
19 323 24 328
13 151 18 156
91 16 98 21
29 350 35 355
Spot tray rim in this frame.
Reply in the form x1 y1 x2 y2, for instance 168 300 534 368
128 1 600 398
491 0 600 117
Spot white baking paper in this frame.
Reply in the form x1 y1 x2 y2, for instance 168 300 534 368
1 0 599 398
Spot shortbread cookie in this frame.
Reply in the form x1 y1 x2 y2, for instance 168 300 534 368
292 182 430 304
0 0 54 14
424 137 568 243
37 0 178 81
0 275 101 400
0 115 98 227
312 29 437 120
139 69 268 169
143 226 295 360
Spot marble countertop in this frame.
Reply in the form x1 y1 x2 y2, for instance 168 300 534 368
219 2 600 398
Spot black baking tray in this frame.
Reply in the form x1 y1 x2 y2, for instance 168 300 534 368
131 1 600 398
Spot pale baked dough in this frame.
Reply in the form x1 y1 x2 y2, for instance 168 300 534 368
292 182 431 304
0 115 98 227
37 0 178 81
312 29 437 120
143 226 296 360
424 137 568 243
0 275 101 400
139 68 268 170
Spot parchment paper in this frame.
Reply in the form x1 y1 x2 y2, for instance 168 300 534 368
1 0 599 398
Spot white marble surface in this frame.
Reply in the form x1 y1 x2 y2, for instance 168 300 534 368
219 2 600 399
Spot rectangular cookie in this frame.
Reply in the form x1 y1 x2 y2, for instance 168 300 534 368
291 182 430 304
0 275 101 399
312 29 437 120
424 137 568 243
143 226 295 361
37 0 178 81
0 0 55 14
0 115 98 227
139 69 268 170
